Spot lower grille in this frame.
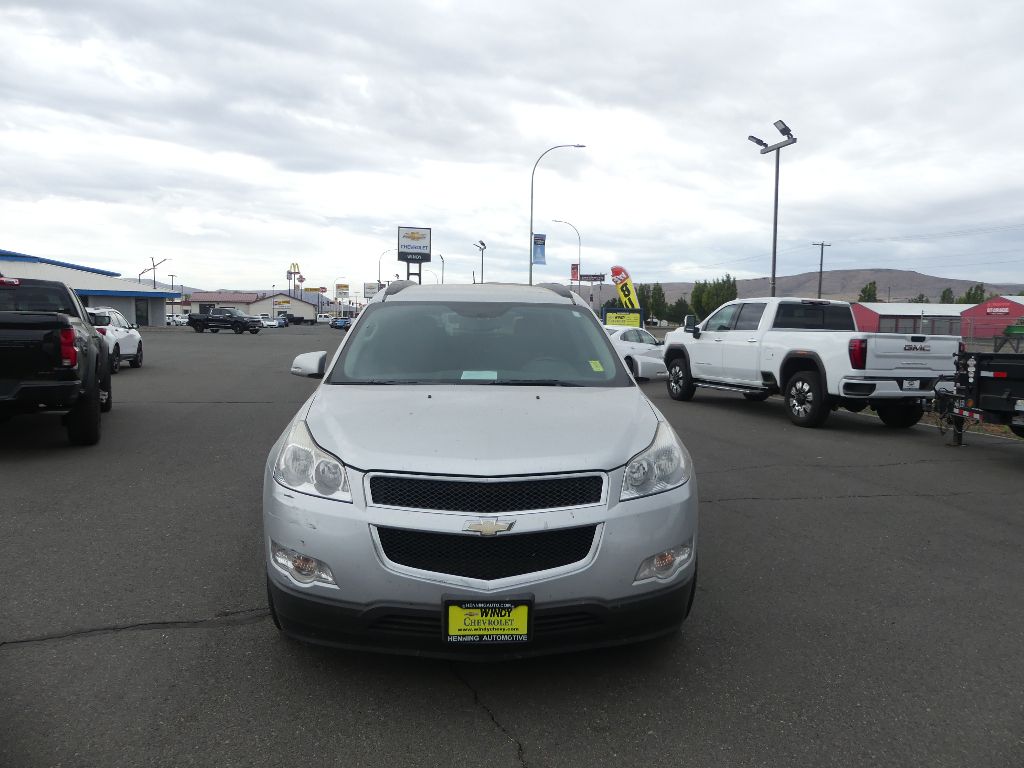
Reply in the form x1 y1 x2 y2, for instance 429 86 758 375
369 474 603 513
376 525 598 580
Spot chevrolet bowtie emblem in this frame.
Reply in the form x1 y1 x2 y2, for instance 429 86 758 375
464 519 515 536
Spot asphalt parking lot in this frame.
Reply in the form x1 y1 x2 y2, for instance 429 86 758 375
2 324 1022 768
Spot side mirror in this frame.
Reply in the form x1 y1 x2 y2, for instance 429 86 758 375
655 339 664 346
290 351 327 378
684 315 700 337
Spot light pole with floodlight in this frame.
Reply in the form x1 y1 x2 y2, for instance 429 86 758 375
529 144 585 285
748 120 797 297
473 241 486 283
438 253 445 283
378 248 397 287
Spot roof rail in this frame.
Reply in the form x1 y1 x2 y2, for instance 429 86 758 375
536 283 576 303
382 280 416 300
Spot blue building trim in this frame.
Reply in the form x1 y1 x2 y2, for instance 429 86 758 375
76 289 180 299
1 248 123 277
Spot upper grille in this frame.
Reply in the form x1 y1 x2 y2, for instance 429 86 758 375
368 475 603 513
376 525 598 580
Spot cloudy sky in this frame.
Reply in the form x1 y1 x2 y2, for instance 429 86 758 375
2 1 1022 295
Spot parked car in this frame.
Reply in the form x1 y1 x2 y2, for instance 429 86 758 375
258 314 278 328
329 316 351 330
663 297 960 428
264 281 698 659
316 313 333 324
0 275 111 445
187 307 262 334
88 307 143 373
276 314 289 327
605 325 667 379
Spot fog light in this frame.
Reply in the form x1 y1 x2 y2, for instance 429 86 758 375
271 541 335 585
635 540 693 582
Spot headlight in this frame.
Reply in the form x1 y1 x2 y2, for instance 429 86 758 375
620 422 691 500
274 420 352 502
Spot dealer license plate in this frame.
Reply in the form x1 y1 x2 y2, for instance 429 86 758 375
903 379 920 390
445 600 530 644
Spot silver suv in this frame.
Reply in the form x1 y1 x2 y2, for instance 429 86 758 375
263 282 698 658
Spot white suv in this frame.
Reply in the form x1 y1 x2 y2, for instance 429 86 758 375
264 282 699 659
87 307 143 374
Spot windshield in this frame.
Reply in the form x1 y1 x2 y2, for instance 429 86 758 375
328 301 631 387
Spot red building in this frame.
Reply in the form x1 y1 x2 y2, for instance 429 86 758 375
959 296 1024 340
852 302 967 335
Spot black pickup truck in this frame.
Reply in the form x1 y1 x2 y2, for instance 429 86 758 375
188 307 262 334
0 275 112 445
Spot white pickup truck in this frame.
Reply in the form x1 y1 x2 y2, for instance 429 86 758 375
662 297 959 428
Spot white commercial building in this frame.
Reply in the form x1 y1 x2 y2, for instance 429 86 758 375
1 248 178 326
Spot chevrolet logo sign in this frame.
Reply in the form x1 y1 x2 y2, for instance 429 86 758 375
464 519 515 536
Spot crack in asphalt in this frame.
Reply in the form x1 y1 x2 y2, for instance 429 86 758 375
451 665 529 768
0 607 269 650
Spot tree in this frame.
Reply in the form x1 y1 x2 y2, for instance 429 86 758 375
939 287 955 303
601 296 622 311
958 283 985 304
909 293 930 303
857 281 878 302
650 284 668 320
690 273 738 318
665 296 692 324
636 283 653 312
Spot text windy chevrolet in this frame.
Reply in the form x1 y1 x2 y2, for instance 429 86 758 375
263 282 698 658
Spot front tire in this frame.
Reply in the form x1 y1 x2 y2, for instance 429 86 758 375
250 329 260 334
667 357 696 401
876 401 924 428
784 370 830 427
110 345 121 374
233 324 244 334
129 343 143 368
192 325 204 333
210 328 219 333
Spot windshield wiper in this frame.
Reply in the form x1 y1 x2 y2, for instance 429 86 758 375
489 379 583 387
333 379 427 385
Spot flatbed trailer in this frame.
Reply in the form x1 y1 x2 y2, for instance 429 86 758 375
933 350 1024 445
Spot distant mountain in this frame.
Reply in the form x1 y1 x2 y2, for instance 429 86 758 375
572 269 1024 307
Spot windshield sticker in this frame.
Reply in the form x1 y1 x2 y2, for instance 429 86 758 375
461 370 498 380
589 360 604 372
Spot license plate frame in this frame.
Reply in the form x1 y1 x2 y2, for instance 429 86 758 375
902 379 920 390
444 599 532 645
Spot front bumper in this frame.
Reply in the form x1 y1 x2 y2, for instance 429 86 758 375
263 463 698 658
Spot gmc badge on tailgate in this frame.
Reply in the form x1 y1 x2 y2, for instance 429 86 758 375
904 344 931 351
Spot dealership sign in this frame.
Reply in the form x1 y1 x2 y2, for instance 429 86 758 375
363 282 381 298
579 273 606 282
398 226 431 262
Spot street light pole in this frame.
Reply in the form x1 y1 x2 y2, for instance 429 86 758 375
748 121 797 297
438 253 445 284
473 241 486 283
529 143 585 285
378 248 397 287
168 274 176 318
552 219 581 297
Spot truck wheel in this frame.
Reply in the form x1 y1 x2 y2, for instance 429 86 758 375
784 371 830 427
110 345 121 374
250 328 260 334
99 356 113 414
876 402 924 428
210 329 219 333
129 343 143 368
1009 425 1024 439
625 357 637 378
192 325 203 333
666 357 696 401
743 392 771 402
233 324 244 334
67 373 101 446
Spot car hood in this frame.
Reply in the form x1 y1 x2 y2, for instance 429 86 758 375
304 385 659 475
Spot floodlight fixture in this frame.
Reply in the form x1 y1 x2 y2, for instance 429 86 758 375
774 120 792 137
748 135 768 148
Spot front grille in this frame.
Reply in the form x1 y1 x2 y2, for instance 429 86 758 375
376 525 598 580
369 475 603 513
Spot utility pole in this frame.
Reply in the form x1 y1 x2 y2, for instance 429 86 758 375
812 242 830 298
169 274 176 317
